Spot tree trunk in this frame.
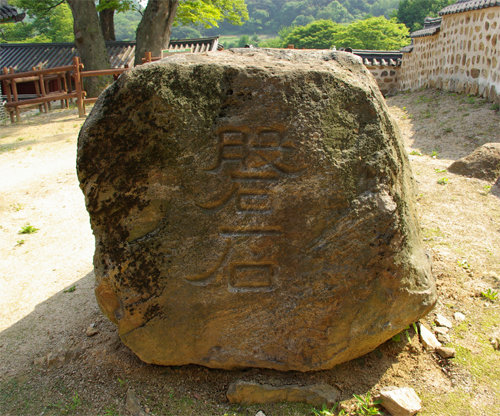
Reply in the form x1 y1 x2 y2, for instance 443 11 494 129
99 7 116 41
135 0 179 66
67 0 111 98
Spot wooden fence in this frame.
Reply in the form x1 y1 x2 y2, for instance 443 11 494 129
0 56 127 123
0 50 197 123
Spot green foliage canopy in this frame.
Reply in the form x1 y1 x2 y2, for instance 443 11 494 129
0 1 73 43
396 0 453 32
279 16 410 50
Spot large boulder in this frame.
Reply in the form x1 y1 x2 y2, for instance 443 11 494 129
77 49 436 371
448 143 500 181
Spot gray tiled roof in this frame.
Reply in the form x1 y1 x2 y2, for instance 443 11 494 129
0 37 220 72
352 50 403 67
411 16 442 38
0 4 25 23
439 0 500 15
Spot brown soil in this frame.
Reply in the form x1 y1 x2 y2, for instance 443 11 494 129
0 90 499 416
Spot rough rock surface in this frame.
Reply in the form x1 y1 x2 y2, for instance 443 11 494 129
77 49 436 371
448 143 500 180
491 176 500 197
379 387 421 416
419 323 441 351
226 380 339 406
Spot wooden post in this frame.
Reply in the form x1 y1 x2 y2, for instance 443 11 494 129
73 57 85 117
143 51 152 64
38 73 49 113
10 68 20 122
2 67 14 123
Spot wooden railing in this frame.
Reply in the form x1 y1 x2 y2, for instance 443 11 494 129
0 51 180 123
1 56 128 122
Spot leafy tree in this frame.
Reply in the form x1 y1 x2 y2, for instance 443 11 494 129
396 0 453 32
334 16 409 49
114 8 142 41
281 19 340 49
0 0 73 43
278 16 410 50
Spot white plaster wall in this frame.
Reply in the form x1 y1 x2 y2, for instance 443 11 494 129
400 7 500 103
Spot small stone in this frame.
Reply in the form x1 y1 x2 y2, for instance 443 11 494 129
33 357 46 366
437 333 450 344
435 314 452 329
227 380 340 406
419 323 442 351
126 388 147 416
434 326 449 335
453 312 465 322
255 412 267 416
379 386 421 416
490 332 500 350
86 325 99 337
436 346 456 358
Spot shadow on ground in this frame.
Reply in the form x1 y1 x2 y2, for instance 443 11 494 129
388 90 500 161
0 270 411 415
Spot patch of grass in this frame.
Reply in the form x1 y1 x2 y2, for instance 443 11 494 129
457 259 471 270
409 150 422 156
392 322 418 343
10 202 24 211
434 168 447 173
482 184 492 195
16 137 25 142
430 150 439 158
422 227 445 240
18 224 39 234
491 103 500 111
465 96 476 105
63 285 76 293
50 392 82 414
99 406 121 416
16 239 25 246
419 389 476 416
481 288 498 301
437 177 449 185
312 403 343 415
443 127 453 133
352 393 381 416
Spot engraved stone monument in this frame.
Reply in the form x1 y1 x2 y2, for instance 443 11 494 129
77 49 436 371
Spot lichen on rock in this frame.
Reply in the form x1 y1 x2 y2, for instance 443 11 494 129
77 49 436 371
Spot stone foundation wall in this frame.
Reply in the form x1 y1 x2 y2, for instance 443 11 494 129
366 66 401 95
400 7 500 103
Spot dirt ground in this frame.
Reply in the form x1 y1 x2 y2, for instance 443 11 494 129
0 90 499 416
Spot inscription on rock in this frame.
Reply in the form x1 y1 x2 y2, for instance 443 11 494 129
189 127 305 292
77 49 436 371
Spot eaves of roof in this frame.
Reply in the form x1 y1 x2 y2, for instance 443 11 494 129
0 4 25 23
352 50 403 67
439 0 500 16
0 37 220 72
411 26 441 38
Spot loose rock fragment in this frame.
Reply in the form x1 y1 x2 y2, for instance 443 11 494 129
434 326 449 335
437 333 450 344
435 314 452 329
77 48 436 370
379 387 421 416
419 323 442 351
226 380 340 406
448 143 500 180
453 312 465 322
436 346 456 358
86 324 99 337
126 389 147 416
255 412 267 416
490 331 500 350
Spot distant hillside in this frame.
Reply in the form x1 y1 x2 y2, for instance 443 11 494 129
192 0 401 37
